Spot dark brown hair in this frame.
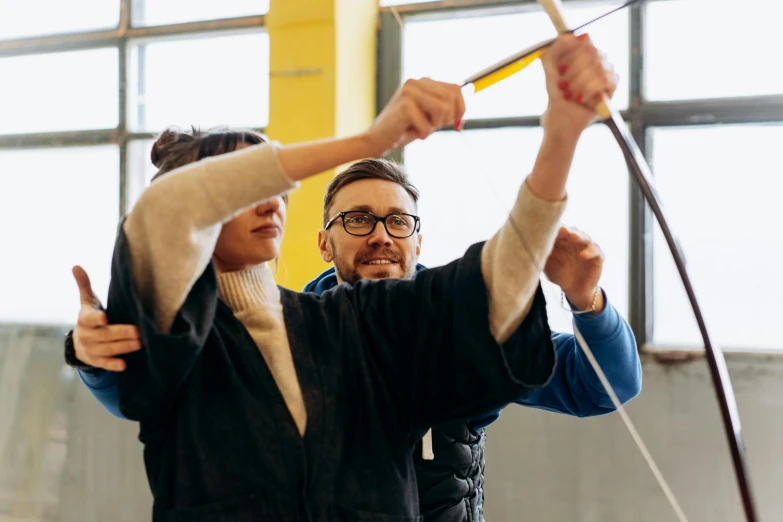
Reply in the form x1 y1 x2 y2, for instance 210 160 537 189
150 126 268 182
322 158 420 226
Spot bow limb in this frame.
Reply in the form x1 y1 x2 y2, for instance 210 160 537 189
460 0 642 93
536 0 759 520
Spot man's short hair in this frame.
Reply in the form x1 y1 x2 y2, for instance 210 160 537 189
322 158 420 226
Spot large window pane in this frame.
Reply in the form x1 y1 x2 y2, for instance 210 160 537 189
645 0 782 101
128 31 269 132
0 146 119 325
0 48 118 135
0 0 119 40
132 0 269 27
651 125 783 350
403 125 629 333
403 2 629 120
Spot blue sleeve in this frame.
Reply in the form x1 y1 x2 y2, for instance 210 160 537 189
514 290 641 417
78 370 127 420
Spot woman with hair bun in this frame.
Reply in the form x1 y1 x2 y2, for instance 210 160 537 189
106 79 556 522
97 34 616 522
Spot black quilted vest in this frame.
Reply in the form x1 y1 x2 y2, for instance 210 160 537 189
414 422 486 522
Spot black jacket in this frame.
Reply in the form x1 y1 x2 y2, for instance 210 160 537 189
107 231 555 522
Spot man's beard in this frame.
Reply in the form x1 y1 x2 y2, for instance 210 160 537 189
332 241 416 284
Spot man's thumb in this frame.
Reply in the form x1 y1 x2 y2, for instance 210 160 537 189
72 265 99 307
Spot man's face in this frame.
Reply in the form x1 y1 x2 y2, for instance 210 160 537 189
319 179 422 284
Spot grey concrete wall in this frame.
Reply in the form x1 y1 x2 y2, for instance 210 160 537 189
0 326 151 522
483 353 783 522
1 327 781 521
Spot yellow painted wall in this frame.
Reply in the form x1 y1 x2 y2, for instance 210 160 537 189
266 0 378 290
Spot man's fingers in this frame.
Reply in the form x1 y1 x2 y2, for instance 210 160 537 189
89 357 127 372
76 323 139 349
566 226 592 241
580 243 604 261
90 338 142 357
92 324 139 343
555 227 604 260
555 229 591 249
74 333 139 370
77 305 108 328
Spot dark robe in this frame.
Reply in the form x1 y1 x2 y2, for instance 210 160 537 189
107 230 555 522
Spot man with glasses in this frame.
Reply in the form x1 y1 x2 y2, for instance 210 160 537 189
311 159 425 287
305 158 642 522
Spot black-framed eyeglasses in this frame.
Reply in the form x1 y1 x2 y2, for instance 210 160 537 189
325 211 421 239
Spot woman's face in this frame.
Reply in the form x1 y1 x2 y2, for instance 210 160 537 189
210 142 287 273
213 195 287 274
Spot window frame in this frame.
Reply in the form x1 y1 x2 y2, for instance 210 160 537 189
379 0 783 351
0 0 268 328
0 0 268 217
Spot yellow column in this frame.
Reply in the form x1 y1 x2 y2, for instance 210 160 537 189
266 0 379 291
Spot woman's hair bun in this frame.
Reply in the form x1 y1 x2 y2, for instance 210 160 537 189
151 127 197 168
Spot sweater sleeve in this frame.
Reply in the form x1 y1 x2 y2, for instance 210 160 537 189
106 143 296 420
123 142 297 334
481 178 566 343
514 291 642 416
